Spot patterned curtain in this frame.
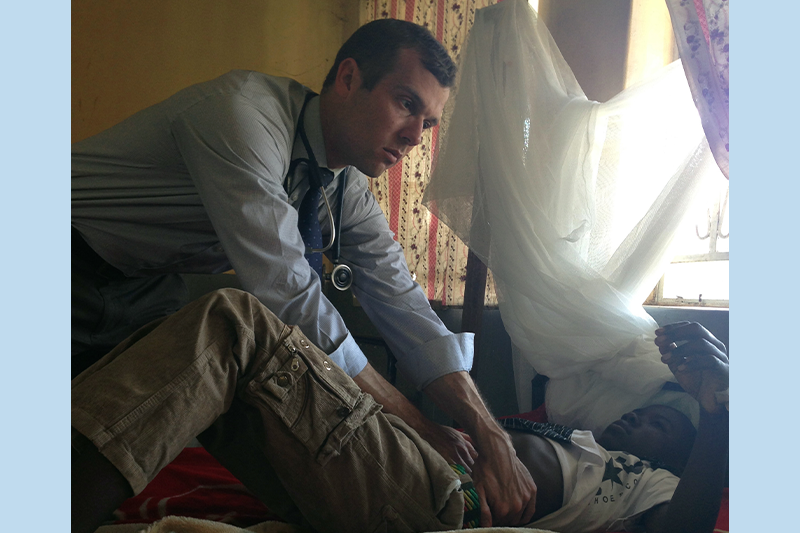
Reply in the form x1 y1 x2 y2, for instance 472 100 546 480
666 0 729 178
360 0 498 306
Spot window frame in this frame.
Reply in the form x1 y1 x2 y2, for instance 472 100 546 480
644 183 729 308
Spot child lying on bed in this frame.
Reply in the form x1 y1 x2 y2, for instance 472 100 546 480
502 319 728 532
72 289 728 533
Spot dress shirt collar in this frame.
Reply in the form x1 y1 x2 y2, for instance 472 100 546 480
292 95 345 180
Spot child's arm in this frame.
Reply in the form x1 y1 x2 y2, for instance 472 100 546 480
643 322 729 533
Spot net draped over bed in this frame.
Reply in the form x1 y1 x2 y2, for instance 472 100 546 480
424 0 725 433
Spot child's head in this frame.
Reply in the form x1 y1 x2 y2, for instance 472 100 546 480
597 405 696 475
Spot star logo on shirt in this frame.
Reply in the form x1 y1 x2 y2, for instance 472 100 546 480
621 460 644 474
617 455 645 475
602 458 624 488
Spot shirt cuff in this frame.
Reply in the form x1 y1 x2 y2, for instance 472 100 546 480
327 332 369 378
396 333 475 390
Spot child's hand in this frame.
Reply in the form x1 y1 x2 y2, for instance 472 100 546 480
654 322 729 414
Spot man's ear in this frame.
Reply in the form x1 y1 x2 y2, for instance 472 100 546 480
333 58 361 97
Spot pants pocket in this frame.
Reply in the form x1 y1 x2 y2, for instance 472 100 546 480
244 326 381 465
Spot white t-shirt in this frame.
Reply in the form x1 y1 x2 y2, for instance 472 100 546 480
527 430 678 533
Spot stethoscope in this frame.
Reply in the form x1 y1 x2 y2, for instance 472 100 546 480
287 93 353 291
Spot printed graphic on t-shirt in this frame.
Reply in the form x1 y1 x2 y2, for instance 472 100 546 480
593 455 647 504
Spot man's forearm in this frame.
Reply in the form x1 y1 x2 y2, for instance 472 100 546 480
353 362 429 429
357 367 537 526
353 366 497 440
423 371 538 526
353 363 478 468
422 371 504 441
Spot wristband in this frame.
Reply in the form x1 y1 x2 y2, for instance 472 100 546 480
451 463 481 528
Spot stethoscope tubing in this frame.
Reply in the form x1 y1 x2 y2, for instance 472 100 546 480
310 185 336 254
294 92 346 261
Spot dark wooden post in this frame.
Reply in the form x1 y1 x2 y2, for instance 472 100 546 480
460 250 488 376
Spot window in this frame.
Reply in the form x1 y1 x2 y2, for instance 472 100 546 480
625 0 729 309
645 170 729 307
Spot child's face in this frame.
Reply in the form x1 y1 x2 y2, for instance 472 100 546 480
597 405 696 471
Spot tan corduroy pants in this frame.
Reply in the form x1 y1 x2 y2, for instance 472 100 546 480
72 289 465 533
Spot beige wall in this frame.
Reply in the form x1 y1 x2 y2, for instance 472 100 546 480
538 0 675 102
538 0 632 102
625 0 677 88
72 0 361 143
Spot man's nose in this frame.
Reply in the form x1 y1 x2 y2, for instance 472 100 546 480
400 118 424 146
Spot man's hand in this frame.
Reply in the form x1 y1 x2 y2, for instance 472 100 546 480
355 365 537 525
654 322 729 414
415 420 477 472
423 372 537 526
352 363 478 471
470 425 537 526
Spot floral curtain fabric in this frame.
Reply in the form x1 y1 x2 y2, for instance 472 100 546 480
361 0 498 306
666 0 729 178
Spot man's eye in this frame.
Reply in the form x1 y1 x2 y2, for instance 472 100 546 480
423 120 432 129
401 99 413 110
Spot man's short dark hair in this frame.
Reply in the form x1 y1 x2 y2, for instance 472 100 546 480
322 19 457 91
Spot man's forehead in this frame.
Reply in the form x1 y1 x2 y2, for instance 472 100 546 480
386 50 449 91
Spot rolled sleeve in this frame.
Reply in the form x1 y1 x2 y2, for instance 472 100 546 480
397 333 475 390
327 332 369 378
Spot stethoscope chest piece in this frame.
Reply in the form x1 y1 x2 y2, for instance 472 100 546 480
328 263 353 291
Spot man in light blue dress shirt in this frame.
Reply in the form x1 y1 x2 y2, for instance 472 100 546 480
72 19 538 529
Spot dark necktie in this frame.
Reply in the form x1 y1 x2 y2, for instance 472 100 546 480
296 162 334 279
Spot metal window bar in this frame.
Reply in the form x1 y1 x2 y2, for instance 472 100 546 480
647 184 729 307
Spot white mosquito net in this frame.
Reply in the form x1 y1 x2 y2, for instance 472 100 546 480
424 0 723 433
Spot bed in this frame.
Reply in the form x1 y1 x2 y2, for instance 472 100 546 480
93 276 728 533
92 404 729 533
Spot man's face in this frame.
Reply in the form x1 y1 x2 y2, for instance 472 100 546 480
333 48 450 177
597 405 695 470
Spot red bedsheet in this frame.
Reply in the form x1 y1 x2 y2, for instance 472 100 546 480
113 447 280 527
